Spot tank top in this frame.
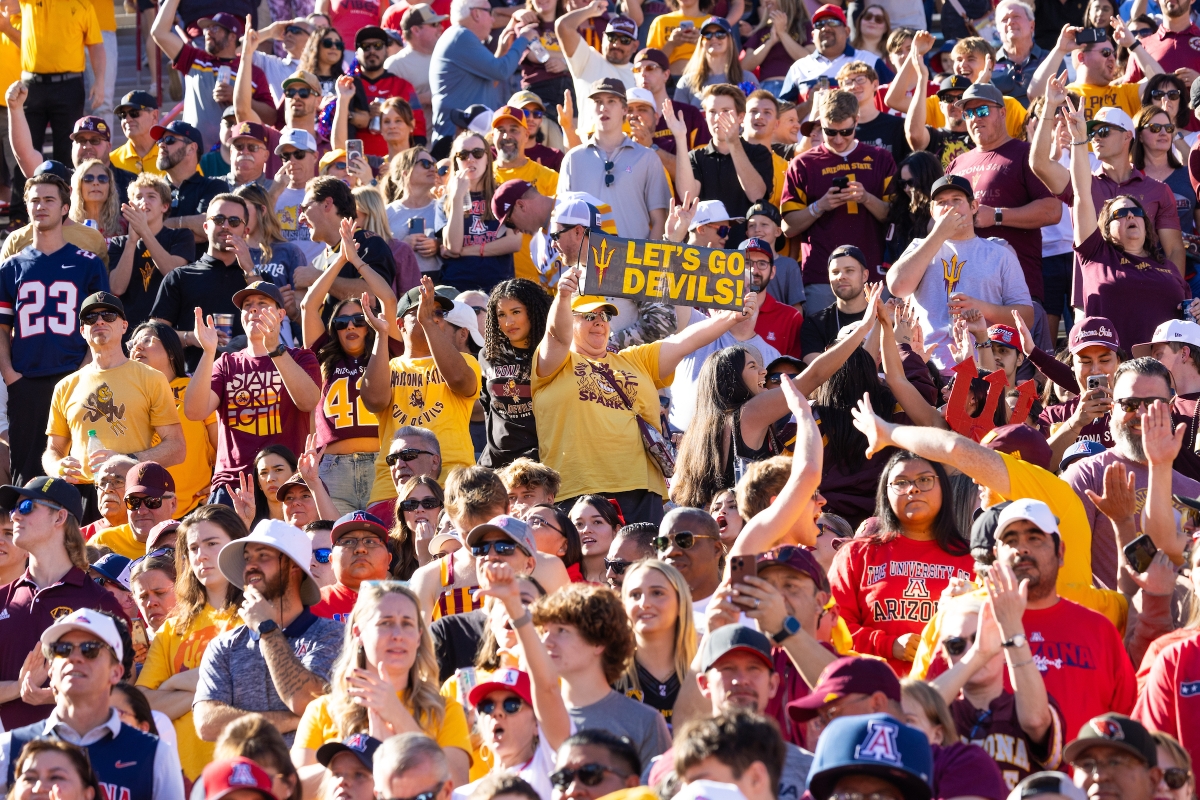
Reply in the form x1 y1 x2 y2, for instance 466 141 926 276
433 555 484 621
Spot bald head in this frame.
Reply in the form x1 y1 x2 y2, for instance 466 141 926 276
658 506 724 600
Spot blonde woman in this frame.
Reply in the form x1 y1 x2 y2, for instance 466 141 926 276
384 147 441 279
71 158 122 237
136 505 248 782
292 582 472 785
353 186 421 294
618 559 697 727
674 17 757 107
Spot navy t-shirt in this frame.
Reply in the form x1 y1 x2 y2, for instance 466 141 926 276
107 227 197 333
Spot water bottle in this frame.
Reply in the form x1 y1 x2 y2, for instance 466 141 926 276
369 115 381 132
528 39 551 64
83 429 102 480
83 219 97 229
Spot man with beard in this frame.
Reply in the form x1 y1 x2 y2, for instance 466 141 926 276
151 5 277 152
779 5 886 104
221 122 272 191
800 245 868 363
556 2 639 135
743 237 803 360
491 108 557 287
149 121 227 260
194 520 343 745
1123 0 1200 82
348 26 425 157
109 91 164 176
656 507 725 636
1065 357 1200 589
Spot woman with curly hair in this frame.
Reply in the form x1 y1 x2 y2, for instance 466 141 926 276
292 582 471 784
297 26 347 96
393 475 444 574
480 278 552 467
71 159 122 237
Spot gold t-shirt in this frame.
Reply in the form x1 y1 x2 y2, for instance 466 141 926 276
89 523 142 560
925 94 1028 139
166 376 217 513
1065 81 1142 121
18 0 102 75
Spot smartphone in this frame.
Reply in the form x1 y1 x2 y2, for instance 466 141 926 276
346 139 364 161
1075 26 1109 44
729 554 757 586
832 176 850 190
356 643 367 670
408 216 426 234
679 19 694 29
817 75 830 91
1086 374 1109 392
1123 534 1158 573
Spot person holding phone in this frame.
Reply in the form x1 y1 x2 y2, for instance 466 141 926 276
385 148 442 281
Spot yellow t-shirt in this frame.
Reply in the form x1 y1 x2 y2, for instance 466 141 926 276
1065 81 1142 121
87 0 115 33
0 221 109 266
89 523 143 560
647 12 709 68
769 151 787 211
494 160 559 285
136 604 242 780
531 342 672 501
18 0 102 75
165 376 216 514
295 693 472 756
368 354 483 503
925 94 1028 139
109 140 166 177
47 359 179 483
0 19 21 109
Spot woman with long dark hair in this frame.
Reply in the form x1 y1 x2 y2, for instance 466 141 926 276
392 475 444 575
828 450 973 676
297 26 347 97
569 494 623 583
480 278 552 468
526 503 583 579
1131 105 1193 235
251 445 298 524
1141 72 1195 158
884 151 942 262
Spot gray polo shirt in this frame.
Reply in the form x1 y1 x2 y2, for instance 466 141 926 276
194 609 343 745
558 136 671 240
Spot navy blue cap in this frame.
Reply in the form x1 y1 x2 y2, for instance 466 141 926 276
33 161 72 182
0 476 85 523
91 553 132 590
700 15 733 33
1060 439 1106 470
698 624 774 672
115 90 159 114
807 713 933 800
316 733 382 770
150 120 204 152
331 510 389 542
739 237 775 265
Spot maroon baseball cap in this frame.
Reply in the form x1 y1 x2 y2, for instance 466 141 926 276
202 758 276 800
1068 316 1120 355
125 462 176 498
787 656 901 722
491 179 534 227
72 116 111 142
635 48 670 70
230 121 269 144
980 424 1053 471
199 12 245 38
757 545 830 593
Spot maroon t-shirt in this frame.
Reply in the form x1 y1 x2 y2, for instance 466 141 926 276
951 691 1066 788
1125 24 1200 82
947 139 1053 301
742 24 812 81
210 347 323 492
1074 228 1187 349
932 742 1009 800
0 568 127 729
525 142 563 171
311 333 380 449
1037 399 1113 451
652 100 709 155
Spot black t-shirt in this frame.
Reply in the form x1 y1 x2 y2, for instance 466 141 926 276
149 253 252 370
857 113 911 164
167 171 227 260
926 127 975 170
800 303 866 358
478 348 537 468
107 227 197 334
688 139 776 246
312 229 398 324
430 609 487 684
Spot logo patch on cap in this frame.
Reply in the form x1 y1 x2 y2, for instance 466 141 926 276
1094 719 1125 740
1181 681 1200 697
346 733 371 751
498 668 521 686
855 719 902 764
97 122 107 132
229 762 257 787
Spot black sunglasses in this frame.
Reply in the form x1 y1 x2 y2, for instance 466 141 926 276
385 448 437 466
437 164 449 176
604 558 632 574
82 173 110 184
941 634 975 657
50 641 110 660
126 495 166 510
118 109 145 120
606 33 634 45
823 126 855 138
130 546 176 569
81 310 121 325
280 150 309 161
1112 207 1145 220
387 786 444 800
285 24 309 34
415 158 436 169
701 29 728 39
550 765 624 790
549 225 581 243
604 159 615 187
653 531 718 551
360 41 386 51
477 696 523 715
400 497 443 512
331 313 367 330
1151 88 1181 101
321 37 345 49
1164 768 1191 790
472 541 518 556
455 147 488 161
208 214 245 228
285 87 314 99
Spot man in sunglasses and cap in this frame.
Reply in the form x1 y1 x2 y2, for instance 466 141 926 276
111 91 165 176
365 426 443 524
350 25 426 156
148 120 228 257
903 73 973 169
89 462 179 561
44 294 184 523
0 608 185 800
555 5 639 134
194 519 343 744
386 6 448 109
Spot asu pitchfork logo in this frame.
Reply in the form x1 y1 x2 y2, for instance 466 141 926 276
592 238 616 285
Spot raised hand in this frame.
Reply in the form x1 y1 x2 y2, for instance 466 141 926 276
5 80 25 109
1084 460 1137 523
558 266 581 299
983 560 1028 637
335 73 356 100
476 560 523 609
1055 24 1081 52
242 15 260 52
1045 69 1069 107
1062 93 1088 143
1010 309 1035 355
556 89 575 128
661 98 689 141
231 471 256 530
298 434 324 484
1141 399 1186 466
1110 14 1134 48
1123 550 1178 597
339 217 364 268
913 29 935 55
979 53 995 85
665 191 698 242
361 291 390 335
193 307 220 354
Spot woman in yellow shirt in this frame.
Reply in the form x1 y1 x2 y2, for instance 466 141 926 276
293 582 472 784
136 504 248 781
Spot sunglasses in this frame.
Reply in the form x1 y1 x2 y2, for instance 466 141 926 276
329 161 347 171
81 310 120 324
159 135 184 146
126 495 167 510
654 531 719 552
604 558 632 574
477 696 523 715
941 634 975 657
400 497 444 512
437 164 449 176
232 142 265 153
1132 26 1155 36
574 310 611 323
1144 122 1176 134
331 313 367 330
812 18 843 28
765 372 788 385
313 547 332 564
130 546 175 569
385 448 437 466
285 24 309 34
280 150 309 161
15 498 61 516
285 87 314 99
1115 396 1166 412
81 173 110 184
455 148 488 161
713 224 731 238
387 787 443 800
1090 47 1115 58
822 126 855 137
118 109 145 120
321 38 345 49
961 105 993 119
550 765 623 790
701 29 728 39
860 11 885 21
1164 768 1192 790
92 574 122 589
208 214 245 228
50 641 110 660
360 41 386 51
415 158 436 169
549 225 581 243
606 33 635 45
1111 206 1146 219
604 159 615 187
472 541 518 556
524 108 545 120
1151 88 1181 101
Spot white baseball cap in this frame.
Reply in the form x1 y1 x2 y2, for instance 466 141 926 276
428 530 461 556
1006 772 1087 800
551 197 598 228
274 127 318 155
626 87 656 109
689 199 743 231
41 608 124 663
219 519 322 605
673 781 749 800
1088 107 1134 134
1132 318 1200 357
445 300 485 347
994 498 1060 538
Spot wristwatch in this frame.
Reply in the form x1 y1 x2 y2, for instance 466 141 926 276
1002 633 1027 649
773 616 801 643
994 207 1004 226
267 343 288 359
257 619 279 637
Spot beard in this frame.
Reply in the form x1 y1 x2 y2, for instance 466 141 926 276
1011 554 1057 602
156 145 186 171
1112 417 1146 462
253 565 291 601
497 139 520 160
832 282 862 302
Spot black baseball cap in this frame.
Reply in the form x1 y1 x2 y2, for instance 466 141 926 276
930 175 974 203
232 281 285 309
968 501 1010 564
80 292 126 318
396 284 457 318
746 201 782 226
588 77 627 99
33 161 72 182
355 25 390 48
936 74 970 100
150 120 204 152
1064 714 1157 767
0 477 85 522
115 90 159 114
828 244 866 268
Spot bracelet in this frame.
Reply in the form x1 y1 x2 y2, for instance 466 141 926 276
511 609 532 628
1129 38 1142 51
1007 658 1034 668
1071 140 1089 146
809 203 821 217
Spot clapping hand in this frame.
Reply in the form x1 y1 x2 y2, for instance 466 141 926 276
121 203 152 240
361 291 391 335
339 218 365 269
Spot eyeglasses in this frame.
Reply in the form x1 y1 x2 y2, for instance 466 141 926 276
97 476 126 491
1151 88 1181 101
840 75 869 88
386 786 444 800
701 29 728 39
607 33 635 45
233 142 265 153
961 105 993 119
208 214 245 228
415 158 436 169
82 173 110 184
550 765 626 790
81 310 121 324
822 125 855 137
130 546 175 569
604 159 615 187
118 109 145 120
604 558 632 574
321 38 345 49
313 547 332 564
941 633 975 656
279 150 309 161
1112 206 1146 219
334 535 387 549
1144 122 1176 134
527 515 562 533
331 313 367 330
360 41 386 51
49 641 110 660
455 148 488 161
574 310 611 323
812 18 843 28
1164 767 1192 790
126 495 167 510
285 24 309 34
1115 396 1167 412
386 448 437 466
15 498 61 516
860 11 885 22
653 531 719 552
400 497 444 512
472 541 518 556
284 87 314 99
1072 755 1145 775
477 696 523 715
888 475 937 493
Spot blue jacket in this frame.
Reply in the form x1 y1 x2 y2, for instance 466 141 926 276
430 26 532 144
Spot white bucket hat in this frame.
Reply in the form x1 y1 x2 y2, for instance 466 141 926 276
219 519 322 606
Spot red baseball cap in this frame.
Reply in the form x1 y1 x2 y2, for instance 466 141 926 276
202 758 276 800
467 668 533 707
812 3 847 24
987 324 1020 350
787 656 900 722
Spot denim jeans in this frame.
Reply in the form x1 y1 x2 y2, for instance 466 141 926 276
319 452 379 516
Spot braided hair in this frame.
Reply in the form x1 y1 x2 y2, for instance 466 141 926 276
482 279 552 365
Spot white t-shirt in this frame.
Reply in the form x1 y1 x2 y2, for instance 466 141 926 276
385 48 434 97
565 43 636 134
451 719 576 800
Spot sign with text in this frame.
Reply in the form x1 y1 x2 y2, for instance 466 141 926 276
582 232 750 311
